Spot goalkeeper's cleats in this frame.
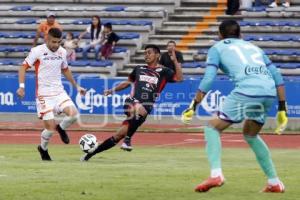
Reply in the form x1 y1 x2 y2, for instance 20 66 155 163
194 176 225 192
275 111 288 134
262 182 285 193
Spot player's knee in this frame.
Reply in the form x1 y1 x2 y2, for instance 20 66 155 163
45 124 57 132
67 114 79 124
131 114 146 127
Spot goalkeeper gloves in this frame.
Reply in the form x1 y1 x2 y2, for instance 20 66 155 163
181 99 198 124
275 101 288 135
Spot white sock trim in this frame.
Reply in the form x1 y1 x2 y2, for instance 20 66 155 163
268 177 281 185
211 168 223 178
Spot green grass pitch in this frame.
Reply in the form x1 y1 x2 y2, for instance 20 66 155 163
0 145 299 200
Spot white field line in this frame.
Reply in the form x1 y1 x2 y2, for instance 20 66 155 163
155 138 245 147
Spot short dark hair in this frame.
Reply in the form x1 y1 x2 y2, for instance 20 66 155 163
167 40 176 46
104 22 112 30
48 28 62 38
144 44 160 54
219 20 240 39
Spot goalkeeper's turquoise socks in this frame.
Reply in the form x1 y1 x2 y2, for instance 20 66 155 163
244 135 277 179
204 127 223 177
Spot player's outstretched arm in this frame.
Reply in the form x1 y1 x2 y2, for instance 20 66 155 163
181 65 217 124
104 80 132 96
62 68 86 96
181 91 205 124
16 65 27 99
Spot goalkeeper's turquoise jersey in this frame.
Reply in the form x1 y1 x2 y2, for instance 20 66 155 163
198 38 284 97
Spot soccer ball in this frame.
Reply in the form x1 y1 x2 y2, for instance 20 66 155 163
79 134 98 153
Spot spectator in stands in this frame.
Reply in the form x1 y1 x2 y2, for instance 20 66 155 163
226 0 240 15
79 15 103 61
100 23 119 60
159 40 184 72
269 0 291 7
63 32 78 61
33 12 62 47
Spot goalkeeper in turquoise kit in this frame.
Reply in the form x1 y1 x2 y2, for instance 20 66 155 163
182 20 288 193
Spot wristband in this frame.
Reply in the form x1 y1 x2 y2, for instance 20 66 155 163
189 99 199 111
19 83 25 88
278 101 287 111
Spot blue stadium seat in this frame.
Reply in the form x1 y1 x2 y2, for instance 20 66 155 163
23 32 36 39
104 6 126 12
6 32 25 38
240 21 300 27
258 35 273 41
118 33 139 39
10 46 31 52
0 59 13 65
256 21 273 26
0 59 22 66
0 32 9 38
239 21 249 26
277 49 298 56
277 63 298 69
274 21 290 26
16 18 37 24
113 47 127 53
264 49 278 55
69 60 89 67
182 62 205 68
89 60 113 67
246 6 266 12
10 5 31 11
0 46 10 52
72 19 92 25
288 21 300 27
102 19 131 25
198 49 208 54
10 59 23 65
272 35 293 41
129 20 152 26
290 35 300 42
244 35 254 41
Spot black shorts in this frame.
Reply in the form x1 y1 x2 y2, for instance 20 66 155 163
123 97 153 116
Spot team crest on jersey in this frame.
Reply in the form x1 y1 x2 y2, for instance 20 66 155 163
155 68 162 72
139 75 158 84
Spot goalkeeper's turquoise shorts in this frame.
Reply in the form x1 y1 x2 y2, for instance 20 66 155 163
218 92 275 124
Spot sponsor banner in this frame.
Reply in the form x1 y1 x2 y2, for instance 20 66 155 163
0 74 299 117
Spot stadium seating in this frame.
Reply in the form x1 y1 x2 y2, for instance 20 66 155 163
1 0 300 76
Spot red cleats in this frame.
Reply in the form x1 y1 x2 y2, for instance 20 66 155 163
262 182 285 193
195 176 225 192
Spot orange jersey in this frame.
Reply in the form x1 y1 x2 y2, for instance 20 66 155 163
38 21 62 40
